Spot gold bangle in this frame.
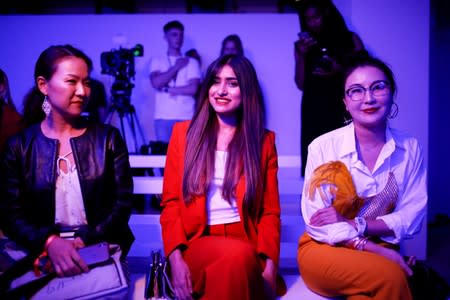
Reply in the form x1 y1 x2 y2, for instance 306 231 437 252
345 236 369 251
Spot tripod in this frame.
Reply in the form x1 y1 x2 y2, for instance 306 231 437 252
105 96 146 154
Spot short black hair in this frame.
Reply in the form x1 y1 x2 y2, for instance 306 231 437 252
163 20 184 33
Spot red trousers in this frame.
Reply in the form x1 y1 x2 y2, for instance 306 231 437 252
182 222 272 300
297 233 412 300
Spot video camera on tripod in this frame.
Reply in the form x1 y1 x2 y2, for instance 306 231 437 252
101 44 145 153
101 44 143 112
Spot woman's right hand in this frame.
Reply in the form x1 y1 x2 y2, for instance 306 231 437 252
168 249 193 300
174 57 189 71
365 241 413 276
46 236 89 277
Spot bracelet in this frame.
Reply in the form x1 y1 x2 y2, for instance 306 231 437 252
345 236 369 251
34 235 59 276
354 217 367 236
354 237 369 251
33 251 48 276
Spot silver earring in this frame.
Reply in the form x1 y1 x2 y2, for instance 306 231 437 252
344 116 353 125
42 95 51 116
343 110 352 125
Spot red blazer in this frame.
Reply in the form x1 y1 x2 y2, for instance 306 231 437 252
160 121 281 266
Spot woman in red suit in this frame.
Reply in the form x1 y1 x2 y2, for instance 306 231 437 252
160 55 284 300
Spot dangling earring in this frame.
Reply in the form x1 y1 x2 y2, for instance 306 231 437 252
388 102 398 119
343 108 352 125
344 116 353 125
42 95 51 116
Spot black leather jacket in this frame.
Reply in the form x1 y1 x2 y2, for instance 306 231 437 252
0 123 134 256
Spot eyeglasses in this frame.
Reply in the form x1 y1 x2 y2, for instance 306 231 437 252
345 80 390 101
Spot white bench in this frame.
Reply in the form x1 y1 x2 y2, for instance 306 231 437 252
127 154 341 299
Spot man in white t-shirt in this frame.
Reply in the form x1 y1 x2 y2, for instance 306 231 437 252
149 20 201 143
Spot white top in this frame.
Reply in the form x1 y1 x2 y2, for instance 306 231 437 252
149 55 201 120
54 152 87 227
301 123 427 245
206 151 241 225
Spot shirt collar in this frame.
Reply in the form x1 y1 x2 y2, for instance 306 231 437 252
339 123 357 159
338 122 404 159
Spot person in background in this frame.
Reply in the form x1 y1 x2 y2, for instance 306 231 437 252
185 48 203 105
160 55 285 300
81 57 108 123
0 45 134 278
185 48 202 69
297 54 427 299
149 20 201 144
0 68 23 152
294 0 365 176
220 34 244 56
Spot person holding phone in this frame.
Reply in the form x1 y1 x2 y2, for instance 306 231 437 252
294 0 365 176
0 45 134 277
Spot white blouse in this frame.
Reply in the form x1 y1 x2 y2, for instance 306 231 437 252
301 123 427 245
206 151 241 225
54 151 87 227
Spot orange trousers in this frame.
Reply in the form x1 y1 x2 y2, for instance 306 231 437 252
297 233 412 300
182 222 272 300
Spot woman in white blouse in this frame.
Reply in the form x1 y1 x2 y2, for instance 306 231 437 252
297 54 427 300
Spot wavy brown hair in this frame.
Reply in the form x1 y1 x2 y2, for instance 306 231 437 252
182 55 266 220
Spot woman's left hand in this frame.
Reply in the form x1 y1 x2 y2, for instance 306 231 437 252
310 206 347 226
262 258 277 297
47 236 89 277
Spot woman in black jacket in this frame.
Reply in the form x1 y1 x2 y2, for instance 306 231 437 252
0 45 134 277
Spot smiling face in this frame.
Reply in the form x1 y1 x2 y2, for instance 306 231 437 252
38 56 91 120
208 64 242 123
343 66 393 129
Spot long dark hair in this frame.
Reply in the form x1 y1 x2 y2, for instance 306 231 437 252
297 0 354 55
183 55 266 220
22 44 91 127
220 34 244 57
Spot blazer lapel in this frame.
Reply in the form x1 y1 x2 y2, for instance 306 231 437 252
236 175 246 218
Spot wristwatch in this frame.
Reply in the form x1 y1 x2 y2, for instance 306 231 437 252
354 217 367 236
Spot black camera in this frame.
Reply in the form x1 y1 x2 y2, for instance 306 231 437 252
100 44 144 79
100 44 144 113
